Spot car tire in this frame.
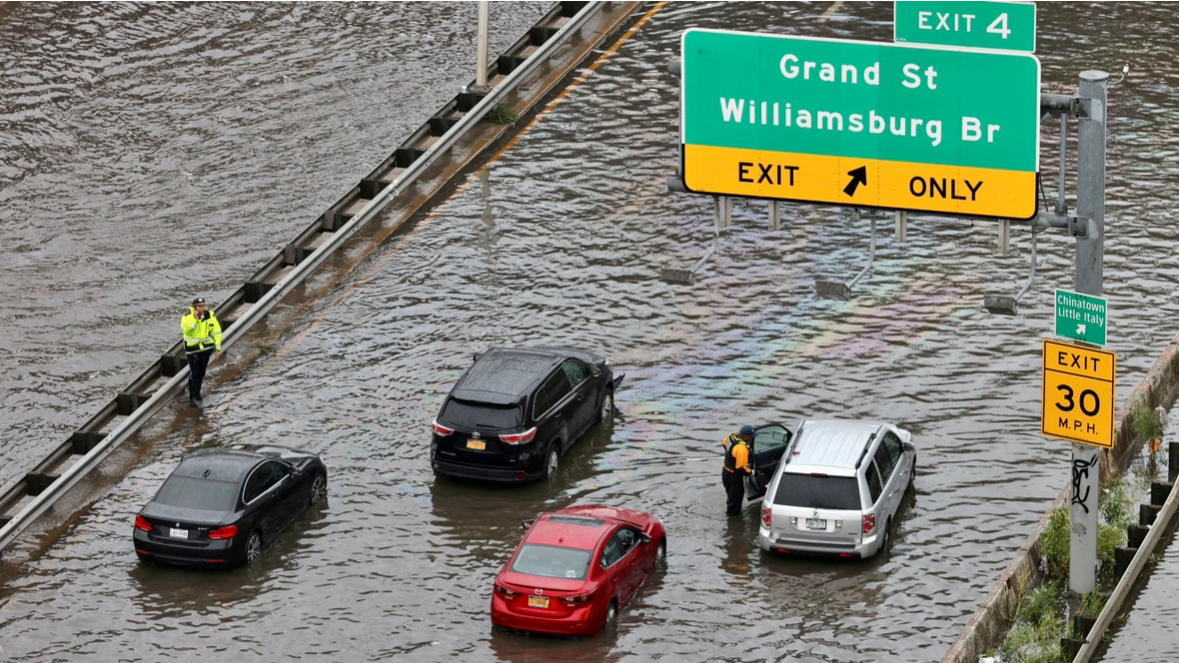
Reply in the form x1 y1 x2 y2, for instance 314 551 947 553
544 446 559 480
309 473 328 506
602 600 619 631
908 459 916 494
879 519 892 557
245 531 263 566
655 538 667 570
596 389 614 424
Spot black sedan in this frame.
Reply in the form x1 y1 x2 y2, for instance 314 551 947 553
431 346 622 483
133 444 327 567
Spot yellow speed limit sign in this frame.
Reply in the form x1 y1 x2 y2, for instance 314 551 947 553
1042 339 1116 448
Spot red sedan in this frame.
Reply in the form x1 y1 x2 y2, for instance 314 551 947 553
491 506 666 636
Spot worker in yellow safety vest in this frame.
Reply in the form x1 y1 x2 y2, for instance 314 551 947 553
181 297 222 408
722 425 756 516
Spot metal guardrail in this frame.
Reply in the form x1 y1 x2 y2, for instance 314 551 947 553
1071 475 1179 663
0 0 609 554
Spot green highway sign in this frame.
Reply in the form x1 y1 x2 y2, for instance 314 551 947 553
680 29 1041 219
895 1 1036 53
1055 289 1107 346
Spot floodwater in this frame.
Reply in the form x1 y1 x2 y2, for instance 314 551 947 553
3 2 1179 662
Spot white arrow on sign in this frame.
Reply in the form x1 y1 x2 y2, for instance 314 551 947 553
1077 323 1087 335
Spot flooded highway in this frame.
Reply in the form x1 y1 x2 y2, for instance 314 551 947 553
4 2 1179 662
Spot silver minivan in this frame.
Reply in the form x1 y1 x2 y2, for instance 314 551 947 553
756 419 915 559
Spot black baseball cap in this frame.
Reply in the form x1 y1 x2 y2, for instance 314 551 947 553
192 297 207 307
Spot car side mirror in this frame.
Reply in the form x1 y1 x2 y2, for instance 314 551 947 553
903 442 915 453
521 519 535 530
639 533 652 544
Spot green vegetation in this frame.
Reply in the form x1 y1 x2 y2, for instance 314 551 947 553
990 580 1065 663
1130 402 1164 441
253 341 273 355
1040 507 1070 579
993 475 1141 660
484 104 517 125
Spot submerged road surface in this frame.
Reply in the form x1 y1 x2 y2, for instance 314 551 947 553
4 2 1179 662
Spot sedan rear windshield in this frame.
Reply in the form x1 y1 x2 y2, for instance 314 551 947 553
511 544 592 580
154 475 239 512
774 474 861 511
442 399 522 429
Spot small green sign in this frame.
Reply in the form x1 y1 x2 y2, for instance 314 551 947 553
1055 289 1107 346
895 1 1036 53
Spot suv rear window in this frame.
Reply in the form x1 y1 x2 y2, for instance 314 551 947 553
441 399 522 429
774 474 861 510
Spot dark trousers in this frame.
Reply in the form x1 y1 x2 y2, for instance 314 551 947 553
722 470 746 516
187 349 213 401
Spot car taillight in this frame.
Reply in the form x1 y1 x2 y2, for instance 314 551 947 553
134 514 153 531
495 584 518 596
862 514 876 535
208 525 238 540
762 504 772 528
499 427 537 445
432 420 454 436
563 592 594 604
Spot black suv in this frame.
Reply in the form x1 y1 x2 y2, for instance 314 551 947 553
431 347 622 483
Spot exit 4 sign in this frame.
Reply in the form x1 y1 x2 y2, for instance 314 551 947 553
895 1 1037 53
1055 289 1107 347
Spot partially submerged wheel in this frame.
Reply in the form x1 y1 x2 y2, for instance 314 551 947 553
310 473 328 505
245 531 263 566
545 446 559 480
602 600 619 631
597 389 614 423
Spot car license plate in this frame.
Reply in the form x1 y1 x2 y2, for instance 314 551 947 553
466 439 486 450
805 518 826 531
169 528 188 539
527 595 550 609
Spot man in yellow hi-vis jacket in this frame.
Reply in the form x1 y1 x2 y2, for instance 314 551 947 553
181 297 222 407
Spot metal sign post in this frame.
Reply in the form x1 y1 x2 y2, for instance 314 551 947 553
1068 70 1108 597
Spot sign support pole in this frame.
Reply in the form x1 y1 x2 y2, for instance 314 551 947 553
1068 70 1108 597
475 1 490 91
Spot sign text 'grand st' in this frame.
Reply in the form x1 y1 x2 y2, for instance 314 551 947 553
681 29 1041 218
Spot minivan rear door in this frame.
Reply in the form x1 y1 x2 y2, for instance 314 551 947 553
745 423 794 499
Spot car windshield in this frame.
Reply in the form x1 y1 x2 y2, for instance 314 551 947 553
774 474 861 511
154 475 239 511
441 399 522 429
510 544 592 580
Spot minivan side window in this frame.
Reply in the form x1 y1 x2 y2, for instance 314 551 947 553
866 462 884 504
561 360 591 388
882 433 903 467
873 443 895 482
533 371 573 420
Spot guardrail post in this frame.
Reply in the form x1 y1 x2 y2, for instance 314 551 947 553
894 210 907 243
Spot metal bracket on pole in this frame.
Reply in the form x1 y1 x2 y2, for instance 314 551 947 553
661 202 721 286
816 210 875 300
983 226 1038 315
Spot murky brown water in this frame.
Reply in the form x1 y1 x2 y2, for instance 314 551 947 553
3 2 1179 662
